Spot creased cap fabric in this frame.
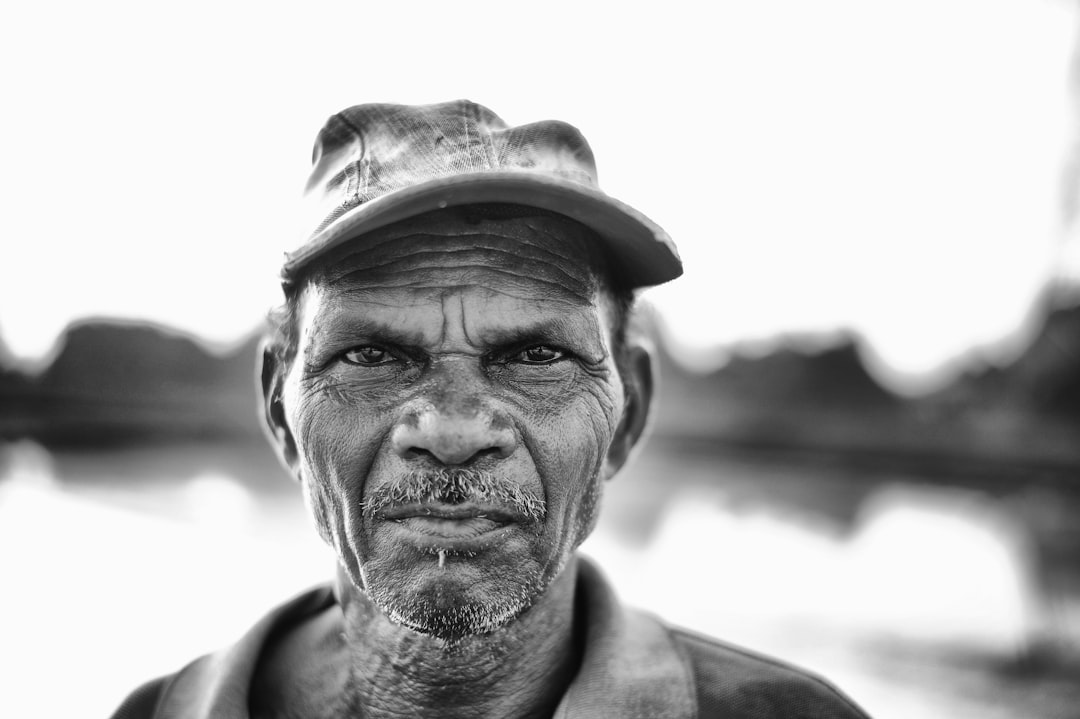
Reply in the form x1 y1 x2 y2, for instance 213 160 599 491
284 100 682 289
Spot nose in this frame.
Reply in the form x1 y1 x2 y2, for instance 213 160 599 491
391 400 517 466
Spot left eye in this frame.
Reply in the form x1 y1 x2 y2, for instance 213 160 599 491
514 345 565 365
342 346 394 365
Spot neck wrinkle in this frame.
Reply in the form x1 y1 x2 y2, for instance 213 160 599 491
333 557 582 719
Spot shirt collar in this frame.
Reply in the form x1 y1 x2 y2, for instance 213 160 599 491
157 557 696 718
556 557 697 719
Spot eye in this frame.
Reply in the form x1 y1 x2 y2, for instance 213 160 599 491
513 345 566 365
342 345 395 366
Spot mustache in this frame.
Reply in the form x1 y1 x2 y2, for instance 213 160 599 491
362 467 546 523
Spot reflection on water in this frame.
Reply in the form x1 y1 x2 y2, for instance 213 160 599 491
2 439 1079 719
595 484 1034 652
849 488 1033 649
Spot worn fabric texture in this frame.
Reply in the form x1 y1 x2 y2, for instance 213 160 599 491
110 558 871 719
284 100 682 289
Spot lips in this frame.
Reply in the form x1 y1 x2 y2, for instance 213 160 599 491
377 502 518 524
399 515 502 538
376 502 519 549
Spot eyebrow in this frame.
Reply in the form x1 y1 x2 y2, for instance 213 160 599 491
308 315 428 353
307 313 605 359
476 318 598 351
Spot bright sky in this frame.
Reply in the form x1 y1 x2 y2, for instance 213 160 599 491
1 0 1076 392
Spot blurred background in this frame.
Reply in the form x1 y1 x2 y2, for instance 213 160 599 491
2 1 1079 717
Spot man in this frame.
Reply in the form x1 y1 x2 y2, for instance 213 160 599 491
112 100 870 718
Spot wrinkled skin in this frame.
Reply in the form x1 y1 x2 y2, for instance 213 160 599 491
260 211 652 718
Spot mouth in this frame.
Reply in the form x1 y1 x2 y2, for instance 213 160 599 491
376 503 520 551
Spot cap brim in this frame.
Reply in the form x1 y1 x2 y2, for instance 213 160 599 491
282 171 682 289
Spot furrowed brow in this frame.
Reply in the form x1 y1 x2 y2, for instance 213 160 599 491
308 315 427 353
479 318 606 358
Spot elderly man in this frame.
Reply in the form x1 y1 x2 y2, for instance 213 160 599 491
112 101 870 718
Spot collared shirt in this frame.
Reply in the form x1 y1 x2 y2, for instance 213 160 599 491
111 559 871 718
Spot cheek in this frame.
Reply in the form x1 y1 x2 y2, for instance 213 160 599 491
525 377 623 550
289 383 389 559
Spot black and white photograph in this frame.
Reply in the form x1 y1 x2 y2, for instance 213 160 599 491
2 2 1079 717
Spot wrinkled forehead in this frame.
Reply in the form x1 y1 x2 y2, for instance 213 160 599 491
301 208 611 304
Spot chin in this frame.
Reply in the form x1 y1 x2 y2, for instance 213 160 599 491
363 551 549 642
383 591 532 643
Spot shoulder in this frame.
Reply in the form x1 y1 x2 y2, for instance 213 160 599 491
108 674 175 719
667 625 872 719
108 584 338 719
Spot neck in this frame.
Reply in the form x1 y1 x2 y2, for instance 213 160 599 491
320 557 581 719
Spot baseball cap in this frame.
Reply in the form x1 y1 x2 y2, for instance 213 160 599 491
283 100 682 289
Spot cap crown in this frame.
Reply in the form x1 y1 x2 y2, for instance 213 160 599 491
286 100 681 289
305 101 599 237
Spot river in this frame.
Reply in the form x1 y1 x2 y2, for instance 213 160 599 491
2 438 1078 718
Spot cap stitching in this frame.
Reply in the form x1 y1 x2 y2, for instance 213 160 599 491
460 101 471 171
335 112 368 205
472 102 497 170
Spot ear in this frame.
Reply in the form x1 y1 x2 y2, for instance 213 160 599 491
603 341 654 480
260 340 301 477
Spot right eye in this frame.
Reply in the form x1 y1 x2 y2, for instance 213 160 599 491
511 345 567 365
342 346 395 366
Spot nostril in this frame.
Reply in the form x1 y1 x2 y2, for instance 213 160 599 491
403 445 503 467
472 445 508 462
400 446 439 463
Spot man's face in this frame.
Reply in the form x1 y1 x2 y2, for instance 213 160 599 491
274 212 633 640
